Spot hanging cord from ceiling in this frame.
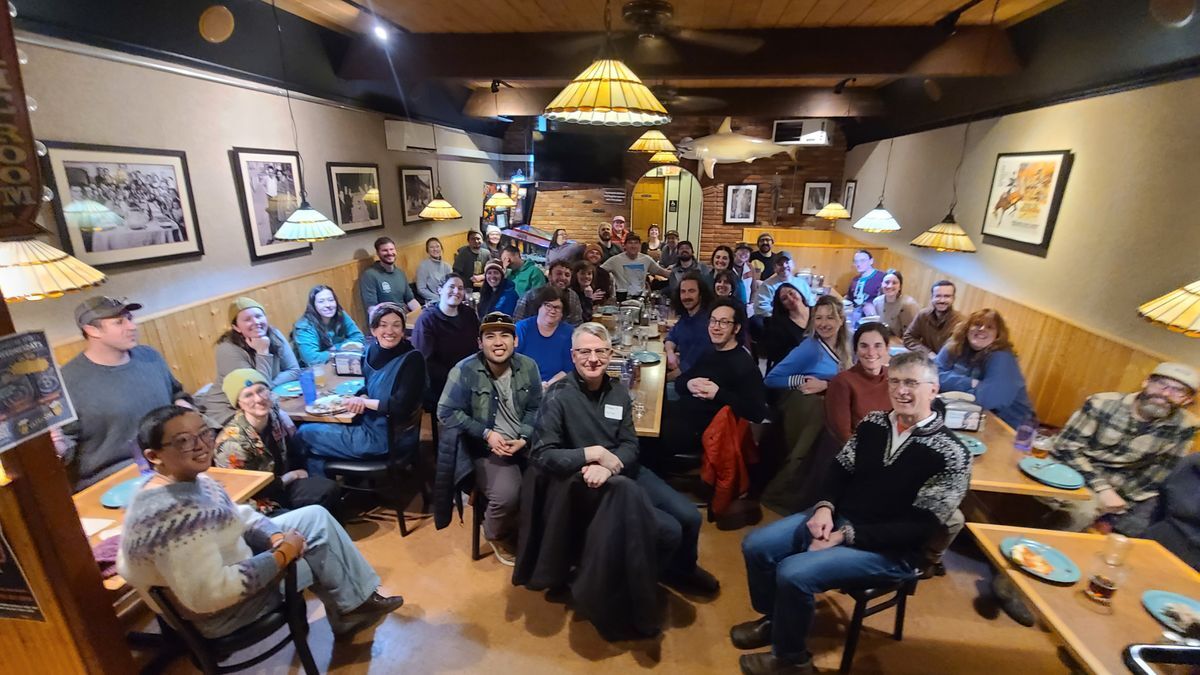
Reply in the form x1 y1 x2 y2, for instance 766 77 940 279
949 121 971 212
269 0 305 197
880 137 895 202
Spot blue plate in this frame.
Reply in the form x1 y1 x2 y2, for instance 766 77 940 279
1143 590 1200 632
955 432 987 456
1018 457 1085 489
1000 536 1081 584
272 381 302 398
334 379 365 396
100 475 149 509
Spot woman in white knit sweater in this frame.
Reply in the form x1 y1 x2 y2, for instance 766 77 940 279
117 405 403 639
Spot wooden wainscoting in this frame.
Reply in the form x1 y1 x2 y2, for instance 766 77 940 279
51 230 469 394
750 227 1185 429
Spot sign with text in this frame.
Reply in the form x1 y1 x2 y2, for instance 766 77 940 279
0 331 75 454
0 10 44 237
0 526 43 621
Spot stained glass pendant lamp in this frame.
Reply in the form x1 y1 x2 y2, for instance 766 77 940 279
1138 279 1200 337
648 151 679 164
815 202 850 221
629 130 676 153
911 123 977 252
0 238 106 302
852 138 901 233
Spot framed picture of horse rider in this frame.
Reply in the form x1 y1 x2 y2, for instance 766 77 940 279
981 150 1074 257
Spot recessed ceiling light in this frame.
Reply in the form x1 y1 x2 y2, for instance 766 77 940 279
373 24 389 41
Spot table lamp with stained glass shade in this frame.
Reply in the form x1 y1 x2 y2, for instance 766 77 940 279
1138 279 1200 337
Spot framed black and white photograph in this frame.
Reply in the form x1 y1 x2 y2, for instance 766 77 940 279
230 147 309 261
42 142 204 270
981 150 1074 257
399 166 434 224
327 163 383 233
724 183 758 224
802 181 832 215
843 180 857 215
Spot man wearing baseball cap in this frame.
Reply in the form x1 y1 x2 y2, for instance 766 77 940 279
55 296 192 491
1046 361 1200 533
434 312 543 566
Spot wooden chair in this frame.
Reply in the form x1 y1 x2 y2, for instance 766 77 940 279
324 407 429 536
837 575 920 674
148 561 318 675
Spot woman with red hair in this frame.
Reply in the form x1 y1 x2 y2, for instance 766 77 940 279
935 308 1034 428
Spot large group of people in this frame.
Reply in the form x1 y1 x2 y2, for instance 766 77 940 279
56 215 1198 674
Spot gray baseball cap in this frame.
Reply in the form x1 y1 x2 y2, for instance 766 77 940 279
75 296 142 327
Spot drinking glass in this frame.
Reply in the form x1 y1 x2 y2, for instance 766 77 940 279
313 363 328 391
631 390 646 422
1031 434 1052 459
1084 553 1129 605
1014 421 1036 453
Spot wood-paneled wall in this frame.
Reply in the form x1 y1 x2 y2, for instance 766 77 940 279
51 231 469 394
750 227 1185 429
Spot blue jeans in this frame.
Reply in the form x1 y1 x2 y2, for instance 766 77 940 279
634 467 702 575
741 510 913 661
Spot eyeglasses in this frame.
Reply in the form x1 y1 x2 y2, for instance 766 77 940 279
542 304 564 314
1149 376 1193 398
708 318 736 328
166 428 217 454
887 378 934 390
574 347 612 359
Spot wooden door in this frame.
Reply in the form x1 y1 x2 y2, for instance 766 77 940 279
631 176 665 237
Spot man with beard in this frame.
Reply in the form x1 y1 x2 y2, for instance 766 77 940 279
513 260 584 326
601 234 670 300
437 313 542 565
665 272 714 377
667 241 712 292
750 233 776 280
359 236 421 321
596 222 621 261
1046 362 1199 533
902 280 963 359
658 229 681 267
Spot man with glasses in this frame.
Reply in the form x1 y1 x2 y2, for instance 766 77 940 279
55 296 193 491
436 313 542 566
531 322 720 596
514 286 574 388
1046 362 1199 533
732 351 970 675
513 260 584 326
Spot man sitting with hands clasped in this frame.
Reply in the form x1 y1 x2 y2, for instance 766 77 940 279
732 350 970 675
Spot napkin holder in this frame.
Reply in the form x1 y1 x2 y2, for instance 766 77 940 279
941 395 984 432
333 351 362 377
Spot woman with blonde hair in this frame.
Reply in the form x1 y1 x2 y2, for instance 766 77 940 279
936 308 1034 428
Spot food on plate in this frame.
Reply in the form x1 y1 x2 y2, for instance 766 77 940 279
1010 543 1054 575
307 394 346 414
1163 602 1200 638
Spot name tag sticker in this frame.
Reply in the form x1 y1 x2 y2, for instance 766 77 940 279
604 404 623 420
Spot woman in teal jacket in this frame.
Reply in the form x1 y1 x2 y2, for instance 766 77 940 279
293 285 365 365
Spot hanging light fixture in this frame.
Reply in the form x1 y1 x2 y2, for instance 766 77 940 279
648 150 679 164
543 0 670 127
852 138 901 233
419 190 463 221
267 0 344 242
363 187 380 205
1138 279 1200 337
0 238 106 302
815 202 850 221
911 122 977 252
63 199 123 232
629 129 675 153
485 189 517 209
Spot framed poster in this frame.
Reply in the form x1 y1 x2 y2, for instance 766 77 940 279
724 183 758 224
230 147 310 262
399 166 434 225
0 526 42 621
326 162 383 233
981 150 1074 257
802 181 832 215
42 142 204 269
843 179 857 214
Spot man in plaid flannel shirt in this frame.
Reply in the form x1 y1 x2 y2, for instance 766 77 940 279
1046 362 1199 533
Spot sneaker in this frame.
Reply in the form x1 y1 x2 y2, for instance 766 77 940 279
738 651 814 675
329 592 404 639
489 539 516 566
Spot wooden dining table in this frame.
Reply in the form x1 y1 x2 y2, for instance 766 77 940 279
73 464 274 593
969 523 1200 675
630 337 665 438
964 416 1092 501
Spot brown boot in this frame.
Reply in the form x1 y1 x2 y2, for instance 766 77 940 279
739 652 814 675
329 592 404 639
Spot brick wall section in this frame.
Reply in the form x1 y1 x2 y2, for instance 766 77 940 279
527 184 630 245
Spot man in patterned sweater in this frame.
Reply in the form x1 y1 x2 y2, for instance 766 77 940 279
730 350 970 675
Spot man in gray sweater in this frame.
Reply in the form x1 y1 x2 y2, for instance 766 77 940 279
54 297 191 491
359 236 420 322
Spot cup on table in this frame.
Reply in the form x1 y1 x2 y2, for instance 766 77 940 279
1031 434 1052 459
313 363 328 391
631 390 646 421
299 369 317 405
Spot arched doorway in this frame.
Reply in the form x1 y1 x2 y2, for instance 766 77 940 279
631 166 703 248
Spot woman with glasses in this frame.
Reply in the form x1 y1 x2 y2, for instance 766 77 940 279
935 308 1034 429
515 286 574 388
297 303 427 476
214 369 338 515
118 405 404 642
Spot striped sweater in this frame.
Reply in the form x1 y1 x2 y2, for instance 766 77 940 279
117 473 282 616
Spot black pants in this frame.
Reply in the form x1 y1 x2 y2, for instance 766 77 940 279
272 475 340 513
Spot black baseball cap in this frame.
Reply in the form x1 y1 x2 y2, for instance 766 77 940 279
479 312 516 336
75 296 142 327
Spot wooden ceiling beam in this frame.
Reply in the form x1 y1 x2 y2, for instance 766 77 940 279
462 87 885 118
340 27 1014 81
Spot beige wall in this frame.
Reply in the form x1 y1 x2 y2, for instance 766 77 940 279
15 40 500 343
843 76 1200 364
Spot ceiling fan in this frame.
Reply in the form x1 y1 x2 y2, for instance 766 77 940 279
650 85 726 113
556 0 764 64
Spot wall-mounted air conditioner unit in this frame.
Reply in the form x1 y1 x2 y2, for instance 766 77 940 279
772 119 832 146
384 119 437 153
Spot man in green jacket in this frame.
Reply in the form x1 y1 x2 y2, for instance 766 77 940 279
500 245 547 296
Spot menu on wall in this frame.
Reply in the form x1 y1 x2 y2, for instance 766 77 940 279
0 6 45 238
0 525 43 621
0 331 76 455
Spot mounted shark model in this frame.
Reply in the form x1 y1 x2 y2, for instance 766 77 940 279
677 117 798 179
